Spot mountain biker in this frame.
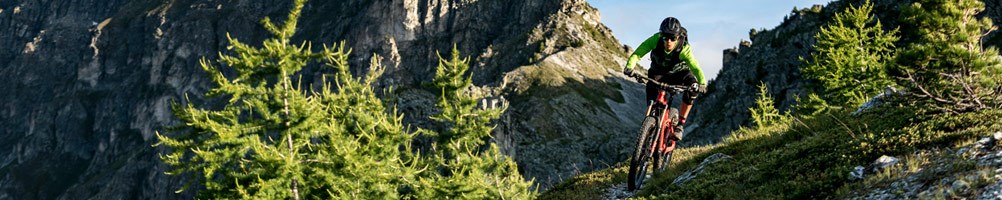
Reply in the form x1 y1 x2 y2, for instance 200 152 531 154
623 17 707 141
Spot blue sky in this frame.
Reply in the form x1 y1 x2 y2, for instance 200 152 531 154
587 0 833 80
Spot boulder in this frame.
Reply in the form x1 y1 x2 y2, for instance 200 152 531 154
872 155 900 173
850 165 866 181
672 153 733 185
852 86 903 116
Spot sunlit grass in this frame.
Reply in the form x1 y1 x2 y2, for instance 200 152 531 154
542 107 1002 199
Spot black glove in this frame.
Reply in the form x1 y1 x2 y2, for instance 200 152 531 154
689 82 705 92
624 67 635 77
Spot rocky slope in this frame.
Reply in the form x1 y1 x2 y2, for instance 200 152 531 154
682 1 838 146
543 0 1002 198
849 132 1002 199
686 0 1002 145
0 0 641 198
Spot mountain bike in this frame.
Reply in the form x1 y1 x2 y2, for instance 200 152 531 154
626 72 693 191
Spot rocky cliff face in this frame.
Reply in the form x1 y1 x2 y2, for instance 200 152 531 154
0 0 639 198
684 2 830 145
686 0 1002 145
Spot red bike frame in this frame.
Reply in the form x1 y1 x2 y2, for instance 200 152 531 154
646 90 677 158
627 71 691 191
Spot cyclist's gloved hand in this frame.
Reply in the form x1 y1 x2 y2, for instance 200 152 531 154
636 77 647 84
690 83 707 93
623 67 635 77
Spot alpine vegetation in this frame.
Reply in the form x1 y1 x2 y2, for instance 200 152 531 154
748 82 788 129
802 0 898 108
154 0 533 198
890 0 1002 113
544 0 1002 199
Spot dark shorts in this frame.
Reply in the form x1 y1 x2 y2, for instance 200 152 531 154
646 65 699 104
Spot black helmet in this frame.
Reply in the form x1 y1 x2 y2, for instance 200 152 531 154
660 17 682 40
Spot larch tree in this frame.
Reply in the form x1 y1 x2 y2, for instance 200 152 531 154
413 46 536 199
802 0 899 108
155 0 418 198
891 0 1002 113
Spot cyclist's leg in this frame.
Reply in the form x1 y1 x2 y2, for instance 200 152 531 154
677 71 698 118
679 72 698 139
664 69 699 140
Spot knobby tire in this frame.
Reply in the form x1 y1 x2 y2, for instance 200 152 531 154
628 116 659 191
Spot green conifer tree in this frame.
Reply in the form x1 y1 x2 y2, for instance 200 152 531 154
803 0 898 107
891 0 1002 112
415 46 535 199
156 0 417 198
157 0 535 198
750 82 786 128
309 46 420 199
155 1 323 198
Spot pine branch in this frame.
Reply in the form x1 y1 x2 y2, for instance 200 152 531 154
942 72 986 109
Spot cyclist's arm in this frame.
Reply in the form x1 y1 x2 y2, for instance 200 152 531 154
679 45 706 85
625 33 661 71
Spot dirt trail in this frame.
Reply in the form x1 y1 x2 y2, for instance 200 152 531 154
602 183 635 200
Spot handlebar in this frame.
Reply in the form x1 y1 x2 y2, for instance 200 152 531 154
627 72 693 94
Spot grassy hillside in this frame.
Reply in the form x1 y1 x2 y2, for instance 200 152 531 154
541 0 1002 198
541 105 1002 199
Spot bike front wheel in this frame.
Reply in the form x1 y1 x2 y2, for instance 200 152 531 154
653 108 680 173
653 147 674 174
628 116 659 191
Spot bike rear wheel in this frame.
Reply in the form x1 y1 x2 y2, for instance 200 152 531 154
628 116 659 191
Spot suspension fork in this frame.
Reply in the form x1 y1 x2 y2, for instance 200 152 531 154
643 101 660 158
644 101 655 117
657 105 672 152
651 92 671 154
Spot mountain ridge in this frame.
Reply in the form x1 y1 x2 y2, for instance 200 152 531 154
542 0 1002 198
687 0 1002 145
0 0 638 198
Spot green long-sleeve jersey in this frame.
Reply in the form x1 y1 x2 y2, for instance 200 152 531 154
625 33 706 85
